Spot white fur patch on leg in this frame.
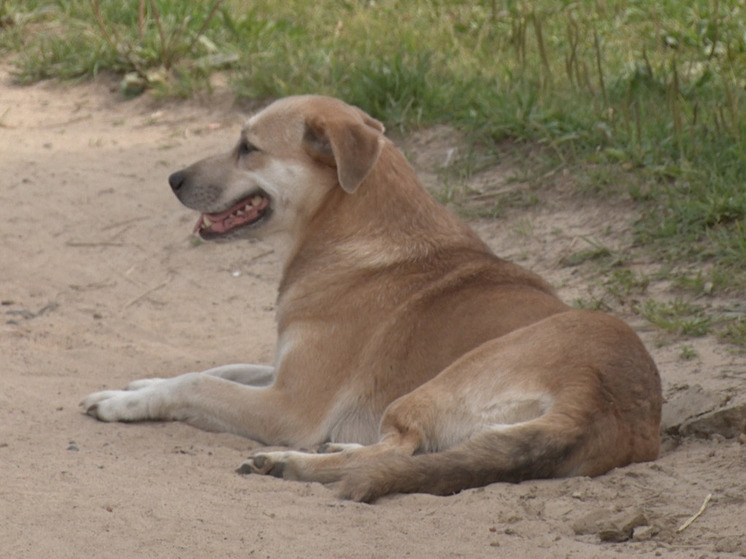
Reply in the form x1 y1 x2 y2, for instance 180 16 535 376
127 378 167 390
317 442 364 454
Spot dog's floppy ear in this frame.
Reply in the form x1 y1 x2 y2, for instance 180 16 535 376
303 110 385 193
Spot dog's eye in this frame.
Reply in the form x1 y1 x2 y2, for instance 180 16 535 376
238 140 257 157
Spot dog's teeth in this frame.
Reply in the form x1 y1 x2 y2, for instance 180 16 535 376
251 196 263 206
202 216 213 228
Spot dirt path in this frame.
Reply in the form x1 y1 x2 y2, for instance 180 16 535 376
1 69 744 558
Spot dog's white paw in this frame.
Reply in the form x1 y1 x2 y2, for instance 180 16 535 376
81 389 153 422
237 452 291 478
81 390 121 417
81 378 169 421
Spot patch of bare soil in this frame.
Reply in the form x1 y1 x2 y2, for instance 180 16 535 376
1 68 744 558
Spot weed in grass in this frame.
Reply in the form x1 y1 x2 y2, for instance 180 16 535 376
512 218 534 238
640 299 711 337
569 264 649 314
719 317 746 347
498 189 540 211
561 246 612 267
672 269 719 296
679 344 698 360
572 295 611 312
560 238 616 267
456 188 540 221
603 268 650 299
432 179 462 207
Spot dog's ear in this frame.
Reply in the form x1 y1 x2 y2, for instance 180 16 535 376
303 110 385 193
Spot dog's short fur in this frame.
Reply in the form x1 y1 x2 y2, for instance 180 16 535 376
82 96 662 502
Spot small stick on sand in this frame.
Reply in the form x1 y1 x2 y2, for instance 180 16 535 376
676 493 712 533
122 275 173 310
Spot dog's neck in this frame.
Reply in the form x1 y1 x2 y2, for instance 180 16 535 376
277 141 492 293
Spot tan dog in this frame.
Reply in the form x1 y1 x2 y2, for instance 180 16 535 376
82 95 662 502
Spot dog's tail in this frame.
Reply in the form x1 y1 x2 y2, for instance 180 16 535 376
337 421 589 502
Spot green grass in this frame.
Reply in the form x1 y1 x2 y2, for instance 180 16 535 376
679 344 698 360
1 0 745 309
568 251 745 345
560 238 615 267
640 299 712 337
722 317 746 346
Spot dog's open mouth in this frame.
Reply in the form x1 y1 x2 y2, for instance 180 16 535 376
194 191 271 239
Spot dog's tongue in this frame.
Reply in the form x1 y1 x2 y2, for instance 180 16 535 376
193 195 269 235
193 205 239 234
206 203 244 222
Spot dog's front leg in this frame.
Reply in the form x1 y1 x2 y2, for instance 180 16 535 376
119 364 275 390
202 363 274 386
81 371 318 444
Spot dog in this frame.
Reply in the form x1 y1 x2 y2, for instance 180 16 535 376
82 95 662 502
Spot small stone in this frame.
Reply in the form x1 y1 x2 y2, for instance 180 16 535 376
661 385 722 435
714 537 741 554
572 508 612 535
632 525 656 542
599 528 630 543
680 401 746 439
120 72 146 97
145 68 168 89
572 508 648 543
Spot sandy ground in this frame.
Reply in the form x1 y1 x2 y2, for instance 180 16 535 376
1 68 745 558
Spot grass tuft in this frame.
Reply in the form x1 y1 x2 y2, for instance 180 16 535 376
640 299 712 337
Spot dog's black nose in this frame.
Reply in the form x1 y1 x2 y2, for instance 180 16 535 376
169 170 186 193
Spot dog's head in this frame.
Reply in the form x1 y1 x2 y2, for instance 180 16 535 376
168 96 385 242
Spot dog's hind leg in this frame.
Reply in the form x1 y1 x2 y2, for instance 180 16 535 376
238 430 421 484
317 442 364 453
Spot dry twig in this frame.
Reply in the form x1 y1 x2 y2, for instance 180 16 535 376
122 274 174 310
676 493 712 533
